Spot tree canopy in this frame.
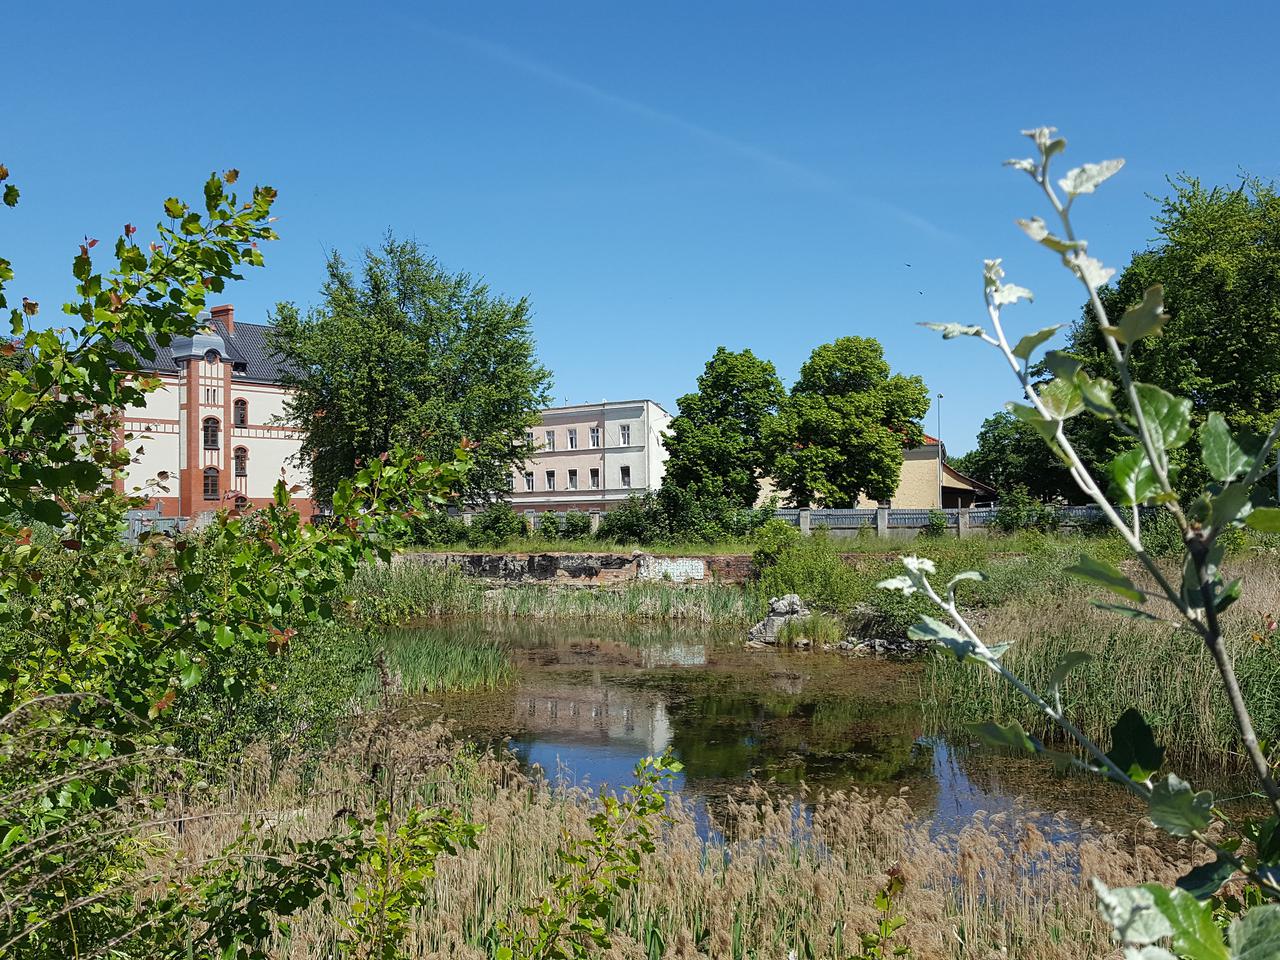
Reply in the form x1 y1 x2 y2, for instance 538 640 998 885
949 411 1079 502
767 337 929 507
1064 175 1280 490
270 235 552 504
662 347 785 507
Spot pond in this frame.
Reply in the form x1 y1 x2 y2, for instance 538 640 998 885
390 618 1156 839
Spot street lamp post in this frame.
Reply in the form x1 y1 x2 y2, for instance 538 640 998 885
936 393 944 509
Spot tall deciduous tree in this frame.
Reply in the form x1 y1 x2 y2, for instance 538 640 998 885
1065 175 1280 488
271 235 552 504
662 347 785 507
949 411 1080 501
768 337 929 507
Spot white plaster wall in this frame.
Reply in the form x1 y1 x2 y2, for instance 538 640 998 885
120 431 180 495
234 382 292 423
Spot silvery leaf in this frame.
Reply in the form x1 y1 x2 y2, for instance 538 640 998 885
1018 216 1086 253
1058 158 1125 196
992 283 1034 306
901 555 936 575
1068 252 1116 290
1004 157 1037 173
876 575 917 595
920 322 985 339
983 258 1005 290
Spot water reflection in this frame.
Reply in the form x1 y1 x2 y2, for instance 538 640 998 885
405 618 1149 836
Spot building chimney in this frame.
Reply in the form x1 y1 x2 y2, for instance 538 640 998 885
210 303 234 335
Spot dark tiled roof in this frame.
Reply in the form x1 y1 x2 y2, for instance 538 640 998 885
122 316 298 384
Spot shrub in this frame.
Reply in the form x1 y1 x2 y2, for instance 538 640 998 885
596 493 669 544
750 517 803 570
561 510 592 540
923 509 949 537
990 484 1059 533
468 501 529 547
536 510 561 538
755 530 865 612
407 509 468 547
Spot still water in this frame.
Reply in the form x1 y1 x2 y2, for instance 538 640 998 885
395 619 1152 837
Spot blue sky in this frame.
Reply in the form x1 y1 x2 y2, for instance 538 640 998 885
6 2 1278 452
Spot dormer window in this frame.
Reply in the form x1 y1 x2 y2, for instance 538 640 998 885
204 349 220 363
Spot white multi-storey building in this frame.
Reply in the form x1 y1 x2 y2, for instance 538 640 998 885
508 400 672 513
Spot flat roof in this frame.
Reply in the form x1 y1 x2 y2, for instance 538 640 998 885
539 399 671 416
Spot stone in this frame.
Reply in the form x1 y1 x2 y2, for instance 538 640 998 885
746 593 812 646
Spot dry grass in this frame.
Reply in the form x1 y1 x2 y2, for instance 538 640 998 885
156 721 1197 960
927 551 1280 771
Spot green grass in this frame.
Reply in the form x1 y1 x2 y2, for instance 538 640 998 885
776 611 845 647
361 626 514 696
402 536 762 556
350 560 763 625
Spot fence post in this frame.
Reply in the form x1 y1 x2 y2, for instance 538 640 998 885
798 508 811 536
589 510 602 534
957 507 970 539
876 502 889 538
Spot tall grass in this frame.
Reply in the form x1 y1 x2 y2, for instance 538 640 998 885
351 561 763 625
361 627 514 697
925 552 1280 771
161 723 1194 960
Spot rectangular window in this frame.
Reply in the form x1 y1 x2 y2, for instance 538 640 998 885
567 469 578 490
620 465 632 488
590 468 600 489
544 430 555 451
567 428 578 450
620 424 631 446
545 470 556 491
589 427 601 448
525 430 534 445
202 469 219 500
524 471 534 492
509 474 516 491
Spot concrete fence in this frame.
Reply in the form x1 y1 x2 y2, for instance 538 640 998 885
774 504 1108 538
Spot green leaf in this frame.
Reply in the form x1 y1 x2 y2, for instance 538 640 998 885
179 662 204 689
1149 774 1214 837
2 184 18 207
919 322 985 339
1228 904 1280 960
1012 325 1062 361
1134 382 1192 463
1066 553 1145 603
1215 578 1242 613
1199 413 1255 483
1006 401 1058 443
1108 285 1169 345
1058 158 1125 196
1042 350 1083 380
1091 600 1163 623
1110 448 1161 507
1048 651 1091 701
1245 508 1280 533
1093 880 1171 946
946 570 987 593
969 720 1038 755
1209 485 1253 531
1039 377 1084 419
1176 854 1236 900
1148 885 1228 960
909 615 977 661
1078 374 1119 419
1108 708 1165 782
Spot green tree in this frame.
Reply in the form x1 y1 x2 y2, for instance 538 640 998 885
1065 175 1280 489
768 337 929 507
271 234 552 504
950 410 1079 501
662 347 785 507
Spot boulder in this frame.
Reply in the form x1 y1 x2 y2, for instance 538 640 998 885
746 594 811 645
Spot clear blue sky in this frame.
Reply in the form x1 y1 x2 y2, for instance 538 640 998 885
6 2 1278 452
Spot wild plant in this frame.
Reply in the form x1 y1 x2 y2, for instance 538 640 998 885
894 126 1280 957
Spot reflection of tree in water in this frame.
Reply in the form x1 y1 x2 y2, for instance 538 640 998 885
667 689 932 794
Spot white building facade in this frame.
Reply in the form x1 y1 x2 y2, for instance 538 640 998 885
508 400 672 513
115 304 314 520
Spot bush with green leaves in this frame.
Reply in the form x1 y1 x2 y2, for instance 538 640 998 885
536 510 561 539
561 510 592 541
0 166 481 958
900 126 1280 956
467 501 529 547
408 508 468 547
923 509 949 537
990 483 1060 532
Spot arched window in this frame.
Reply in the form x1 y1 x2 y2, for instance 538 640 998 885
202 467 220 501
234 446 248 477
233 494 248 512
233 398 248 426
202 417 220 449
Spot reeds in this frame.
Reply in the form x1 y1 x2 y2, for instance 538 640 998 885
924 552 1280 771
351 561 763 625
161 723 1195 960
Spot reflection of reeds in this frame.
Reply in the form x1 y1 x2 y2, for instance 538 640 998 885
925 553 1280 772
359 628 515 697
159 724 1193 960
351 562 763 625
